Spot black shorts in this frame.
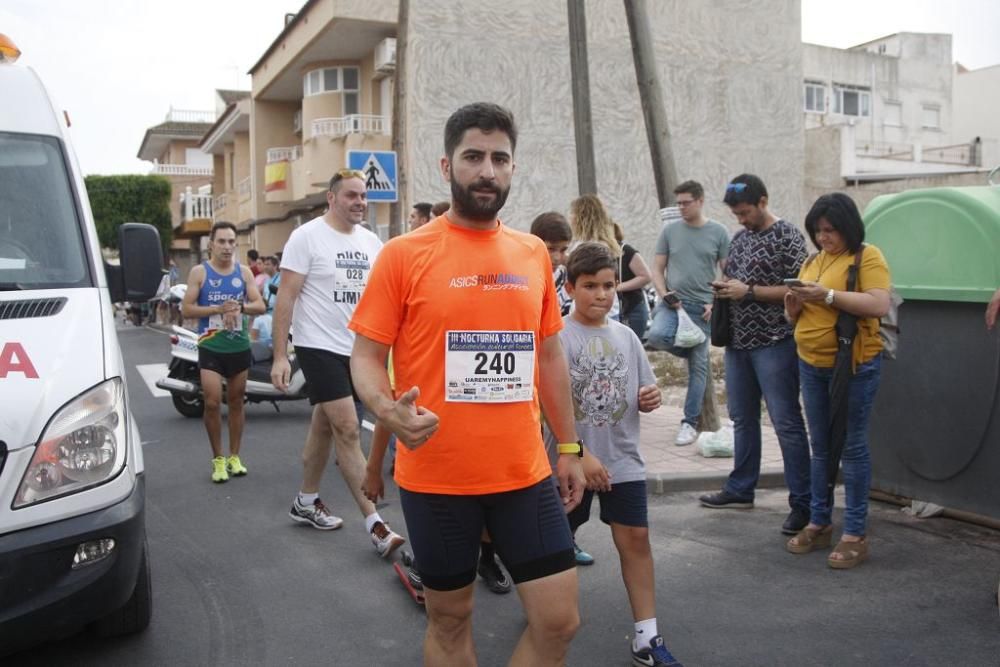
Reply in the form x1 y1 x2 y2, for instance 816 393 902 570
399 477 575 592
198 347 252 379
567 480 648 533
294 346 356 405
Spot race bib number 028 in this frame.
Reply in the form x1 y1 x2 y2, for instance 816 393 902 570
445 330 535 403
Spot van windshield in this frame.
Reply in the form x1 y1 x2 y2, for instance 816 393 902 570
0 132 91 290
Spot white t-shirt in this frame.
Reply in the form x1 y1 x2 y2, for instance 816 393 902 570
280 216 383 355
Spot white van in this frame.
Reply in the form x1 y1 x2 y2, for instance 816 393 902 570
0 36 162 654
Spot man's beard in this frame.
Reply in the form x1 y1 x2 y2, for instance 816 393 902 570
451 179 510 222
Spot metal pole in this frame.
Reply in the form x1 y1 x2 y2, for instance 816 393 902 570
568 0 597 195
388 0 408 238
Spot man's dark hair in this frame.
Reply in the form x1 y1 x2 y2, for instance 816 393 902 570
211 221 238 240
246 247 259 259
432 201 451 216
722 173 768 207
413 202 432 219
529 212 572 244
674 180 704 200
804 192 865 253
566 241 617 285
264 255 279 267
444 103 517 159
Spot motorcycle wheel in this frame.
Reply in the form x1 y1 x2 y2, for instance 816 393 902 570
168 365 204 418
172 392 204 418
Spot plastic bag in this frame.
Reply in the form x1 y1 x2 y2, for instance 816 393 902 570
674 307 706 348
697 422 735 458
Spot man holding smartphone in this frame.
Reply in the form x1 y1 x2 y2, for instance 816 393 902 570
699 174 812 537
647 180 730 446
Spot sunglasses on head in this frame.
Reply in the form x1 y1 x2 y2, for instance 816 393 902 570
726 182 749 193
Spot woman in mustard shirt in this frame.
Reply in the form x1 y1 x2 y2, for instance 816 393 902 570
782 193 891 569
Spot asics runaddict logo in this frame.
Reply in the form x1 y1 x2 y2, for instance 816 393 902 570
449 272 529 291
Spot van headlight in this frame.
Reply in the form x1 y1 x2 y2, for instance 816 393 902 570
14 378 127 508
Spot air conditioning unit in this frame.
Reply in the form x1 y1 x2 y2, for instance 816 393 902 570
293 109 302 135
374 38 396 78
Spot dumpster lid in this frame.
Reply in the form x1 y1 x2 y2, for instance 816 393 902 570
864 186 1000 303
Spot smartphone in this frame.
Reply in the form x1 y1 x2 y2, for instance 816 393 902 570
783 279 806 287
663 292 681 306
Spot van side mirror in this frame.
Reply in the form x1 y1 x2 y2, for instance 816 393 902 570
106 223 163 303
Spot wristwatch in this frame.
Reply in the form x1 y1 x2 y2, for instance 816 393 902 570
824 289 835 305
743 284 755 302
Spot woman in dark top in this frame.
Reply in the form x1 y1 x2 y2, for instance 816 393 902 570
614 222 652 340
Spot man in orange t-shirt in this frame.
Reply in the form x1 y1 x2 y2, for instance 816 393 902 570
350 103 585 666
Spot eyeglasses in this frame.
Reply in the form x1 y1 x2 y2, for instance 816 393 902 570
726 182 749 193
675 199 698 208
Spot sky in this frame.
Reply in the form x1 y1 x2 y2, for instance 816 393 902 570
4 0 1000 177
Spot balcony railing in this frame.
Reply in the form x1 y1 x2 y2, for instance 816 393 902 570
266 146 302 163
165 108 215 123
311 114 388 139
214 192 228 213
856 140 983 167
238 176 251 202
150 163 214 176
181 187 213 221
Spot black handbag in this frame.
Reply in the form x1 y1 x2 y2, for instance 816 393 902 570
710 296 730 347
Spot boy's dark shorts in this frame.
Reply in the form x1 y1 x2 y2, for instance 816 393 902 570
294 345 357 405
198 347 252 379
400 476 575 591
567 480 648 533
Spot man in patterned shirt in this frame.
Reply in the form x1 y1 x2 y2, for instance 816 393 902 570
699 174 812 537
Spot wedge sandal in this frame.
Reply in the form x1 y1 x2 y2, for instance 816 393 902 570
828 537 868 569
786 525 832 554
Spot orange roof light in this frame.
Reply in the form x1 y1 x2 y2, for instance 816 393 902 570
0 33 21 63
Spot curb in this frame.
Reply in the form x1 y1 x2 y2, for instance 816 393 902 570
646 468 787 494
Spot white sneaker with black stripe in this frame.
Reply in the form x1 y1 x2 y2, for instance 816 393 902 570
289 496 343 530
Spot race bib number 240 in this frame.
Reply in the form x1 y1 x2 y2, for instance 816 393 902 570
445 330 535 402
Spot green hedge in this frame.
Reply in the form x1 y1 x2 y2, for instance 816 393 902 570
85 174 172 252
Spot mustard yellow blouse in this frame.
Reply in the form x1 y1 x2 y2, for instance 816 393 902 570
793 244 891 368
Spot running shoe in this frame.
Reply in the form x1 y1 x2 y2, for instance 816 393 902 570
477 555 512 594
406 567 424 591
574 541 595 566
632 635 683 667
211 456 229 483
371 521 406 557
227 454 247 476
289 497 343 530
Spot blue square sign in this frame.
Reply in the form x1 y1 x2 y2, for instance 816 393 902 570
347 150 398 202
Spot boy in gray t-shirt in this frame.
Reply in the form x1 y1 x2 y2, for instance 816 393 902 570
544 242 683 667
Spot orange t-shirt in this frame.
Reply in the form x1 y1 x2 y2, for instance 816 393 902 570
349 216 563 495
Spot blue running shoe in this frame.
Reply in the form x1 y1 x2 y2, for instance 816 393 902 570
632 635 683 667
573 541 595 566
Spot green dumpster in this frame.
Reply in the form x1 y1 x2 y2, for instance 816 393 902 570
864 185 1000 519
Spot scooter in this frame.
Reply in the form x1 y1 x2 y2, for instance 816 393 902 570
155 324 310 418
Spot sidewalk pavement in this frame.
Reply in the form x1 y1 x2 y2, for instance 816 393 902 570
641 386 789 494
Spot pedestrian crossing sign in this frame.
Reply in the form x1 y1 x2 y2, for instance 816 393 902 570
347 150 398 202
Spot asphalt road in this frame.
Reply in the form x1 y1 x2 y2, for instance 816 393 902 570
15 325 1000 665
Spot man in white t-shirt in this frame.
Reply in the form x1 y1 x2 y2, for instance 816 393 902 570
271 169 405 557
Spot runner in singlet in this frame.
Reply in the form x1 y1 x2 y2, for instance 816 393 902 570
180 221 265 483
350 103 586 666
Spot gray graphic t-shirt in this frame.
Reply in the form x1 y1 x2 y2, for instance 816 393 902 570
545 317 656 485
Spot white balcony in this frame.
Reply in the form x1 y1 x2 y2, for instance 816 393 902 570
181 187 213 221
266 146 303 163
150 163 214 176
311 114 388 140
